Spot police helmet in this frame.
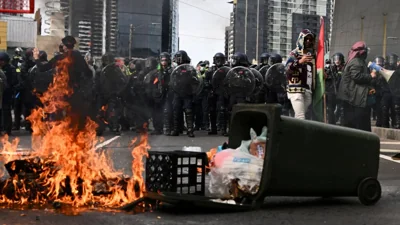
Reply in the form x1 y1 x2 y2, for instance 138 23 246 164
231 52 250 67
173 50 191 65
268 53 283 66
15 47 23 56
260 53 270 65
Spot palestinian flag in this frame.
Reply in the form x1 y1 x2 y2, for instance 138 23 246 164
313 16 326 122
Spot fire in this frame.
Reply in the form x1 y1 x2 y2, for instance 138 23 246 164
0 53 150 208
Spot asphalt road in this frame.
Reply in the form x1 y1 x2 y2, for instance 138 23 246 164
1 130 400 225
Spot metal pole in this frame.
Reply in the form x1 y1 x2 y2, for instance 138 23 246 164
256 0 260 62
129 24 134 59
383 13 388 58
360 16 365 41
244 0 248 54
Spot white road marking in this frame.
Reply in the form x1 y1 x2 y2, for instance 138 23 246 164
381 141 400 145
0 136 121 155
380 149 400 153
95 136 121 150
380 154 400 164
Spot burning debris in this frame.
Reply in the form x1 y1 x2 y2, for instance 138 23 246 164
0 53 150 208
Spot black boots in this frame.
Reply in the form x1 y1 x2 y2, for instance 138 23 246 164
381 105 390 128
208 109 217 135
185 109 195 138
394 104 400 129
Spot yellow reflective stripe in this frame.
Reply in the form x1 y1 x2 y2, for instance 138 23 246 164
16 68 21 73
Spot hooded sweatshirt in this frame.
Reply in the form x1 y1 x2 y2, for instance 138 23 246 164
285 29 316 93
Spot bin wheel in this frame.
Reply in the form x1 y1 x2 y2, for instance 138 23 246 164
357 178 381 206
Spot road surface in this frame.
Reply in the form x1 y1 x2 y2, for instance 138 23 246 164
0 130 400 225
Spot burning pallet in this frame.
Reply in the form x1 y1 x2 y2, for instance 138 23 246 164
0 157 143 207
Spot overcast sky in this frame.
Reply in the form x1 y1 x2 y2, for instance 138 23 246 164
179 0 232 65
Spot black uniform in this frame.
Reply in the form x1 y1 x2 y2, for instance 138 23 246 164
387 53 400 128
14 49 36 130
227 52 253 108
207 52 229 136
0 52 18 135
170 50 196 137
264 53 291 116
324 53 344 125
35 44 94 130
194 62 210 130
255 52 270 103
143 57 163 135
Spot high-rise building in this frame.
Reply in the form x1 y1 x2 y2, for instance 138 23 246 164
231 0 265 62
229 0 331 59
266 0 330 56
162 0 179 54
117 0 178 58
224 12 234 60
55 0 117 57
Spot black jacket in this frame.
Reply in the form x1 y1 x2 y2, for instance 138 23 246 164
337 57 372 108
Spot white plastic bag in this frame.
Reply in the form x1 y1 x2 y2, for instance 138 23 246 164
208 149 263 198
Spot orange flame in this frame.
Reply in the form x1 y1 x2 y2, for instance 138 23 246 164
0 53 150 208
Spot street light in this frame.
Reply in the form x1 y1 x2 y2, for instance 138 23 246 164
129 23 161 59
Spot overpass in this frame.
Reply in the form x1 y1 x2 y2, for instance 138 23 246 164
330 0 400 60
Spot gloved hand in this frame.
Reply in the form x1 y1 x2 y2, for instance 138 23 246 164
368 62 383 72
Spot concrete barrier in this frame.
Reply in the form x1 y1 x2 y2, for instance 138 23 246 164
372 127 400 141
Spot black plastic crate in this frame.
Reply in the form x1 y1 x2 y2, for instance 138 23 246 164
145 150 206 196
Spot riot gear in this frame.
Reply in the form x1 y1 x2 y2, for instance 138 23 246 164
332 52 345 66
374 56 385 67
386 53 398 70
160 52 171 65
15 47 23 56
260 53 270 65
231 52 249 67
0 52 10 63
268 53 283 66
213 53 226 67
174 50 191 65
101 53 115 66
170 63 199 137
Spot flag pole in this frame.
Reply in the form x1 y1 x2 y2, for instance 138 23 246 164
323 93 327 123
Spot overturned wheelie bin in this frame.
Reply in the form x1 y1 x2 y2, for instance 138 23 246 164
143 104 381 211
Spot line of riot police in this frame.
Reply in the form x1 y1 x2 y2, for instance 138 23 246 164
11 43 400 137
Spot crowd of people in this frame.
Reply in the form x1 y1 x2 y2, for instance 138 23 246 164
0 29 400 138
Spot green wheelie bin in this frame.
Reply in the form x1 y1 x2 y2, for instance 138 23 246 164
228 103 382 207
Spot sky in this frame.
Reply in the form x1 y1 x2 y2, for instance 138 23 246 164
178 0 232 66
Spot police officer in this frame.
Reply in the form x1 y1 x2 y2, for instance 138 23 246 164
207 52 229 136
256 53 270 71
385 53 400 128
13 48 36 130
143 57 161 134
157 52 174 135
265 53 290 115
194 61 209 130
170 50 195 137
0 52 17 135
324 53 344 125
11 47 23 69
228 52 251 106
373 56 391 128
34 35 94 131
328 52 345 125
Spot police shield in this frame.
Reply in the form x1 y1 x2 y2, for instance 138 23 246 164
250 68 264 95
224 66 255 96
99 63 128 98
259 65 270 77
265 63 286 92
170 64 201 96
212 66 230 95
